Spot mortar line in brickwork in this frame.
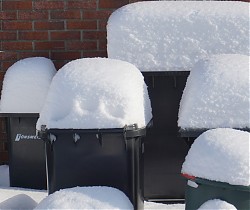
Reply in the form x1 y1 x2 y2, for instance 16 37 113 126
97 0 100 11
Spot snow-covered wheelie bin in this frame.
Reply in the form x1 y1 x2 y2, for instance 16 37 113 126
37 58 152 210
181 128 250 210
0 57 56 189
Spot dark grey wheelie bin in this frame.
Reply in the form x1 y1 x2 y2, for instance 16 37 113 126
142 71 190 202
0 113 47 189
182 175 250 210
39 124 146 210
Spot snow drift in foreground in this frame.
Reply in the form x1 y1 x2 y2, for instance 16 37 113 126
198 199 236 210
0 57 56 113
35 186 133 210
37 58 152 129
178 54 249 130
107 1 248 71
182 128 250 186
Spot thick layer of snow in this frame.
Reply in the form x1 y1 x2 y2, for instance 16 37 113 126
0 57 56 113
182 128 250 186
35 186 133 210
0 165 184 209
0 165 9 187
198 199 236 210
37 58 152 130
178 54 249 129
107 1 249 71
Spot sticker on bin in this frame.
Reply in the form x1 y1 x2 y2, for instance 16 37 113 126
15 134 40 141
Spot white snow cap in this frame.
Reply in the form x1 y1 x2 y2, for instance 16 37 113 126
36 58 152 129
178 54 250 130
0 57 56 113
107 1 249 71
198 199 236 210
35 186 133 210
182 128 250 186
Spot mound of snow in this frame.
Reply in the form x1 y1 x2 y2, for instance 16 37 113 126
178 54 249 130
0 57 56 113
0 165 9 187
198 199 236 210
35 186 133 210
182 128 250 186
0 194 37 210
107 1 249 71
36 58 152 129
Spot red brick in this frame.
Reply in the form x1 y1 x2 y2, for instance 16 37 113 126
51 31 81 40
67 1 97 9
1 61 16 71
99 20 108 30
82 51 107 58
19 31 48 40
35 41 65 50
33 1 65 10
2 1 32 10
2 42 33 50
83 10 112 19
51 10 81 19
99 40 107 51
0 152 9 163
53 61 67 70
66 41 97 50
2 21 32 30
34 21 65 30
0 12 17 20
99 0 129 9
0 32 17 40
0 52 18 60
82 31 106 40
67 21 97 30
51 51 81 60
18 11 48 20
18 51 50 59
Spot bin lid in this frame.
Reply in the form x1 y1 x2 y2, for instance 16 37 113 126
107 1 248 71
0 57 56 113
0 113 39 118
181 128 250 187
36 58 152 130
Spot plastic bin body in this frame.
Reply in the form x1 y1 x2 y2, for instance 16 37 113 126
43 126 145 210
2 113 47 189
185 177 250 210
142 71 190 201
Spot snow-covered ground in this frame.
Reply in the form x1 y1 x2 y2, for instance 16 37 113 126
0 165 184 209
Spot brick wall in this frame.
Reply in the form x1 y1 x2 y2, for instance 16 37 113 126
0 0 144 164
0 0 248 164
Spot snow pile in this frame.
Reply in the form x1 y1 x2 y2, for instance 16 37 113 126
178 54 250 130
182 128 250 186
35 186 133 210
0 57 56 113
0 165 9 187
36 58 152 129
0 194 37 210
107 1 249 71
198 199 236 210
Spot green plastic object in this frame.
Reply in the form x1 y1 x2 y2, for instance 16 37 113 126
184 177 250 210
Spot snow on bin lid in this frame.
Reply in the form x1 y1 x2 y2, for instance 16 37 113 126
35 186 133 210
0 57 56 113
36 58 152 130
198 199 236 210
178 54 249 130
107 1 249 71
182 128 250 186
